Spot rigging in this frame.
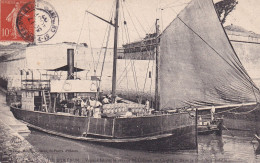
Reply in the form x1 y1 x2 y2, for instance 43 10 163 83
168 6 260 102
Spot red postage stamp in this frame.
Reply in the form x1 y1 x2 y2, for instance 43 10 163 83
0 0 34 42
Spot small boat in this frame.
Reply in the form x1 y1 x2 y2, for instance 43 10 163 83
197 116 223 135
197 107 223 135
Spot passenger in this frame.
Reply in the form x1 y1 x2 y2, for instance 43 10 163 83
114 95 119 103
198 116 203 125
87 105 93 117
211 106 216 121
89 97 102 117
136 96 142 104
81 99 88 116
148 108 153 114
145 99 150 113
102 95 110 104
74 100 82 116
81 98 86 108
124 108 133 117
93 107 101 118
107 93 112 103
60 100 67 112
89 97 102 107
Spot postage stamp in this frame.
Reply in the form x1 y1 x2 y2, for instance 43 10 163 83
0 0 58 43
0 0 33 42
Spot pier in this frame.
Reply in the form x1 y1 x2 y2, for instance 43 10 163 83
0 89 50 162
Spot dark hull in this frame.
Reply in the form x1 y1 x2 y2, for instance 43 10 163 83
197 118 223 135
199 103 260 134
197 125 222 135
10 106 196 151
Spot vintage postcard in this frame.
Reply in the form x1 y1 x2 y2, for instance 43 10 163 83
0 0 260 162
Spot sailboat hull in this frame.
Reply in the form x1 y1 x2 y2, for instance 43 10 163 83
199 103 260 134
220 104 260 134
10 106 196 151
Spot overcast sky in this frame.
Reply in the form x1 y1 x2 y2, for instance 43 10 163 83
1 0 260 47
223 0 260 33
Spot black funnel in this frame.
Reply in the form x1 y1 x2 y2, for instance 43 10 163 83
67 49 74 79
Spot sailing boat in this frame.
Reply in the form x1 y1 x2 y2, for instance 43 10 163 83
9 0 259 151
118 0 260 134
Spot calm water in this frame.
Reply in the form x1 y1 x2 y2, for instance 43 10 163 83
24 130 260 163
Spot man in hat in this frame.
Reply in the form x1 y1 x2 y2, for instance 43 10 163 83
89 96 102 117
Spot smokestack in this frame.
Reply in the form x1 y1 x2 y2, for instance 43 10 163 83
67 49 74 79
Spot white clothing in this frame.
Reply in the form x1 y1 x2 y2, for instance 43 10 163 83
81 101 87 107
89 100 102 107
125 111 133 117
102 98 109 104
93 108 101 118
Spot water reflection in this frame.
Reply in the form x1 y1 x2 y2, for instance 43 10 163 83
25 129 260 163
255 145 260 155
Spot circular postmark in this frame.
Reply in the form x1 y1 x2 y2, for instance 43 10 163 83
35 0 59 43
16 1 35 42
16 0 59 43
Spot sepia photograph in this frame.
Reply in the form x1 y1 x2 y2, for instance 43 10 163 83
0 0 260 162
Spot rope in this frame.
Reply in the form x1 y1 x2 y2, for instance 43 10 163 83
200 103 259 116
124 0 149 34
131 60 139 93
229 104 259 115
150 59 155 102
75 0 95 51
169 7 259 101
117 2 153 96
86 13 96 75
74 0 96 75
124 2 142 40
141 51 153 95
116 61 131 85
201 105 242 116
75 12 87 50
160 3 189 10
160 0 187 10
96 25 111 99
160 9 164 30
121 5 129 95
95 0 116 72
117 1 159 100
119 4 130 94
99 26 112 82
118 1 139 93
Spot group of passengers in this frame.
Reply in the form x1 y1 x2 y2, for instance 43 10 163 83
72 94 118 118
60 95 152 118
73 96 103 118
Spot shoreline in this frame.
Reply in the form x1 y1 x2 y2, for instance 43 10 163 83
0 87 51 162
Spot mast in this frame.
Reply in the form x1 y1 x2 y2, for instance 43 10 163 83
155 19 160 111
112 0 119 103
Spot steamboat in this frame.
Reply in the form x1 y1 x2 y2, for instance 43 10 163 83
8 0 260 151
9 0 199 151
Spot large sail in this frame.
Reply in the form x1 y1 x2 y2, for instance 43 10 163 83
159 0 260 109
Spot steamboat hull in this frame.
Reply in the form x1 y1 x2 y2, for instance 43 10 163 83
10 106 196 151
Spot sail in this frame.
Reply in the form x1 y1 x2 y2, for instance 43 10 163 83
159 0 260 110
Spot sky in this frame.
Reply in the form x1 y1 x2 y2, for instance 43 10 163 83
222 0 260 33
1 0 260 47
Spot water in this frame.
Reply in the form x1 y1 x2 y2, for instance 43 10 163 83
24 130 260 163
